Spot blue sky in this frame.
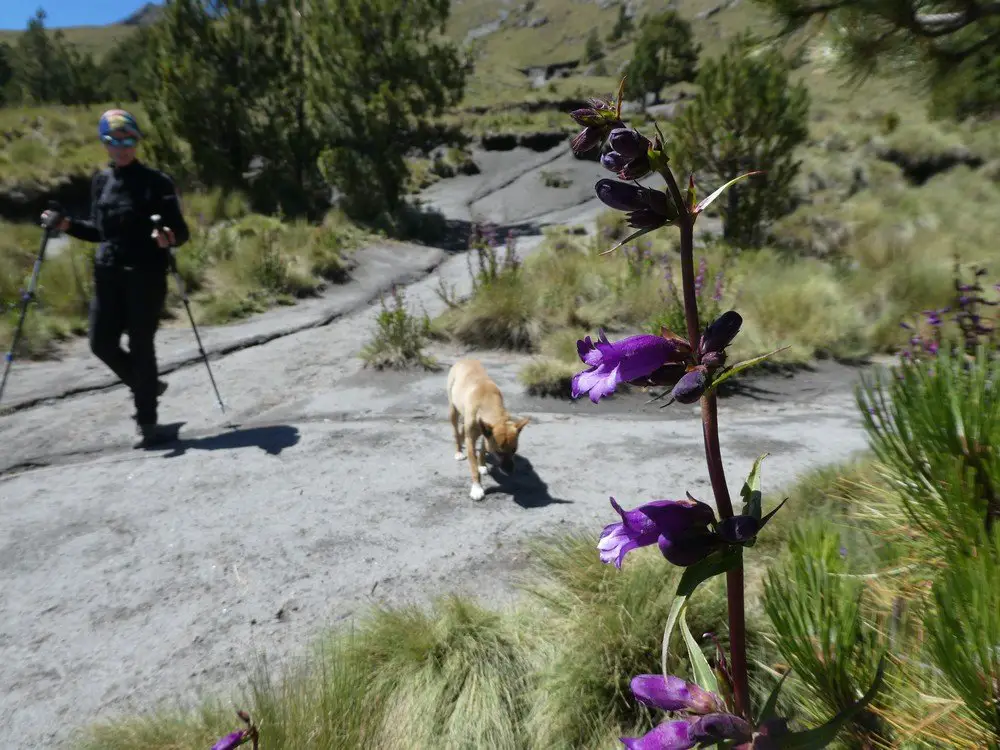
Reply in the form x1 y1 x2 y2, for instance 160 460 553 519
0 1 150 30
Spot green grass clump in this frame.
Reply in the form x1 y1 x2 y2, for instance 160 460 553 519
360 286 439 371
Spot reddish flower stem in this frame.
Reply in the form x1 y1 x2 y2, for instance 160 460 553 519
661 167 750 719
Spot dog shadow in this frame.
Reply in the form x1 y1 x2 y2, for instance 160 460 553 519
144 423 301 457
483 453 572 509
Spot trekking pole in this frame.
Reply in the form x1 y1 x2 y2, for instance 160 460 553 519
0 201 63 407
152 214 226 414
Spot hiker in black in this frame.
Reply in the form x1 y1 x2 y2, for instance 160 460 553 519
42 109 190 448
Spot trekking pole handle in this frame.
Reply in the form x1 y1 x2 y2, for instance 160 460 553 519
42 200 65 232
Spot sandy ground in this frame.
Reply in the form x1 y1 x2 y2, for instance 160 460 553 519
1 145 873 748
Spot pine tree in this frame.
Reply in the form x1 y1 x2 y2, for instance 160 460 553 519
669 33 809 248
623 11 700 105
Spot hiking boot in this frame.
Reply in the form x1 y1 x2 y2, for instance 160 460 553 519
133 423 175 449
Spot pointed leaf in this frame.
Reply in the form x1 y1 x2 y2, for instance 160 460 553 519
661 595 687 679
756 669 791 725
709 346 791 391
676 545 743 597
771 655 887 749
598 225 666 256
694 171 764 215
681 609 720 695
740 453 769 520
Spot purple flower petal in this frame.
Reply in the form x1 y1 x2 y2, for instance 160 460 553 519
658 531 722 566
631 674 725 714
212 731 247 750
621 720 697 750
598 496 665 567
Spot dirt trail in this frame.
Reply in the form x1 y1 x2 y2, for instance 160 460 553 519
0 145 872 749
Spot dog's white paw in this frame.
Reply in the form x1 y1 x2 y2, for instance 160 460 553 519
470 483 485 501
478 464 489 475
454 452 465 461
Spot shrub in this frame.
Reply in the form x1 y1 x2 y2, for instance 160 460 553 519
360 285 438 371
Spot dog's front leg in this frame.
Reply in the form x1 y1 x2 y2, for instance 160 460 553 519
464 425 485 501
449 404 465 461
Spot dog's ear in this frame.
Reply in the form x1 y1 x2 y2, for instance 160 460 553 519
514 416 531 432
479 419 492 438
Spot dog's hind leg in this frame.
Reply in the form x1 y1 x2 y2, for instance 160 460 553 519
449 404 465 461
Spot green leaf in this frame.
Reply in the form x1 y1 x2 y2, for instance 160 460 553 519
740 453 769 520
661 595 687 678
709 346 790 391
693 170 764 215
681 608 720 695
770 655 887 749
598 224 671 256
676 545 743 597
756 669 791 725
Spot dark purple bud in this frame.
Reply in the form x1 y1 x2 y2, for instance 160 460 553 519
626 209 668 230
596 179 647 212
671 367 708 404
571 107 604 127
690 713 753 744
699 311 743 355
700 350 726 370
900 321 913 330
601 150 629 172
619 154 652 181
716 514 760 544
608 127 652 159
571 127 604 155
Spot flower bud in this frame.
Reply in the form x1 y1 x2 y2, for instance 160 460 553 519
671 366 708 404
716 514 760 544
570 107 605 127
699 311 743 355
700 350 726 370
595 179 648 212
608 127 652 159
601 150 629 172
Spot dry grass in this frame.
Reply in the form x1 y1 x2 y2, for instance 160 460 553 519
0 199 370 359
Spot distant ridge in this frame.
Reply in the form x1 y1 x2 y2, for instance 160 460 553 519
119 2 162 26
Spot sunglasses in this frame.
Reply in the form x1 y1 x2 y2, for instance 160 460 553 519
101 135 138 148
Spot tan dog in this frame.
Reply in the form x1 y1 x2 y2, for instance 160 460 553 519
447 358 530 500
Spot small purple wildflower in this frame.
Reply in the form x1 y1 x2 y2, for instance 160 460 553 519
572 329 690 403
211 731 248 750
597 495 720 568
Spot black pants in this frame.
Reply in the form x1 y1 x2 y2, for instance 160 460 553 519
88 264 167 425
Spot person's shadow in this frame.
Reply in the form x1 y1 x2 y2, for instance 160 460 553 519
140 422 301 457
483 453 572 509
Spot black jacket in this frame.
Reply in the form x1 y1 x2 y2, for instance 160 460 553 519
66 159 191 271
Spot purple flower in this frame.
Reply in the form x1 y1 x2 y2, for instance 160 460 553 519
597 495 718 568
211 731 247 750
631 674 726 714
621 720 696 750
572 329 688 403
